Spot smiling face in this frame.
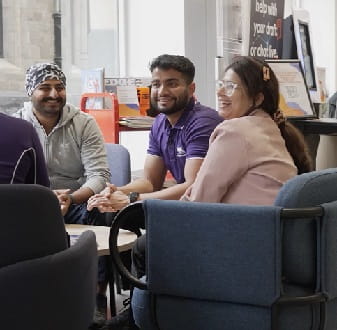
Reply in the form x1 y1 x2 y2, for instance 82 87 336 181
150 68 195 118
217 69 257 120
31 79 66 118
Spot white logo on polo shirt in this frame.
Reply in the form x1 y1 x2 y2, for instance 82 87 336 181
176 147 186 157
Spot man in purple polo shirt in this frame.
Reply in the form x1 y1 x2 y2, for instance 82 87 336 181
88 54 222 211
87 54 222 330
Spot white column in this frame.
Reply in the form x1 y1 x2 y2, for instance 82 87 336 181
184 0 217 109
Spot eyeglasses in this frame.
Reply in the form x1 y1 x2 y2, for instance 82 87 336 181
216 80 240 97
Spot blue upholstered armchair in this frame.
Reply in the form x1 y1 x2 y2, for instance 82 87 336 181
104 143 134 311
105 143 131 187
104 143 131 229
110 168 337 330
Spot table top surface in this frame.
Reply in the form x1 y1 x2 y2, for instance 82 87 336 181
65 224 137 256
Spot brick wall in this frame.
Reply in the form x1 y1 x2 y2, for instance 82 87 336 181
0 0 54 93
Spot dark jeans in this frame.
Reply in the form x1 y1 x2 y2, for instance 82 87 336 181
64 203 108 282
64 203 106 226
131 235 146 279
131 235 150 329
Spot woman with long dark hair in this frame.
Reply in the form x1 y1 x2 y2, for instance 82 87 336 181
183 56 312 204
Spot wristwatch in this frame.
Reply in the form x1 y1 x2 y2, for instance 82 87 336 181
128 192 140 204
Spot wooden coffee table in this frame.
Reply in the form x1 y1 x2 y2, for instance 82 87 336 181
65 224 137 255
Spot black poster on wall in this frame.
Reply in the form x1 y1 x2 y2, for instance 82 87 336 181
248 0 284 59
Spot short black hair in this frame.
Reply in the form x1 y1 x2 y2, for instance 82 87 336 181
149 54 195 84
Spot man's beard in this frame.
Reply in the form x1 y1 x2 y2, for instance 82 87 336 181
151 92 190 115
32 97 66 117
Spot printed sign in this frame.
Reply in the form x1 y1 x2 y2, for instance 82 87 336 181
267 60 315 118
249 0 284 59
104 77 151 117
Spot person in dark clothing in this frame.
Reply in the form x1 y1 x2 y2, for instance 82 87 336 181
0 113 49 186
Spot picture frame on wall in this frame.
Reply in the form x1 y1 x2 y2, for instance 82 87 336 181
266 59 316 118
292 9 319 102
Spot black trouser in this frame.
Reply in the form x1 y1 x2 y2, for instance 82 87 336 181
117 210 145 329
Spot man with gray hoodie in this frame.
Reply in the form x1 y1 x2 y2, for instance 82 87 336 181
14 63 110 222
14 63 111 325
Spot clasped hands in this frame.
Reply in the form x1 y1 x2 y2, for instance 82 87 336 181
87 183 130 213
53 189 72 216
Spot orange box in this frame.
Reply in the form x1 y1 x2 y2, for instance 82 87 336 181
137 87 150 116
80 92 119 143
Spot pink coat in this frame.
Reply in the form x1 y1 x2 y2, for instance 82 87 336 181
186 109 297 205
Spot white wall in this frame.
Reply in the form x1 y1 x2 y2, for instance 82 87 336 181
299 0 336 95
184 0 217 109
298 0 337 170
123 0 185 77
88 0 119 77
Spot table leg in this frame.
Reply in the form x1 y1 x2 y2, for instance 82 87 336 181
106 255 116 317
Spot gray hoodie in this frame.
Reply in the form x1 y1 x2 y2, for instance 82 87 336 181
14 102 110 193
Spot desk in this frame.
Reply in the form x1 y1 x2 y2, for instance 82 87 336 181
289 118 337 169
290 118 337 135
65 224 137 316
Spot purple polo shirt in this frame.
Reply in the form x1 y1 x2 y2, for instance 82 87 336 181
147 99 223 183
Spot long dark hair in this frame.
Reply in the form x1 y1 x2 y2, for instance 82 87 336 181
225 56 313 174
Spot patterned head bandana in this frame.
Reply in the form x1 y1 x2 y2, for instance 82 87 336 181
25 63 66 96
